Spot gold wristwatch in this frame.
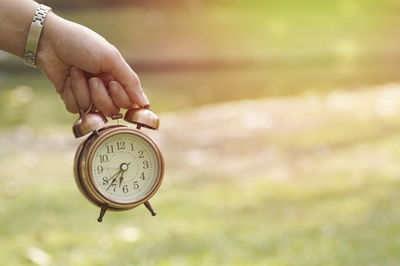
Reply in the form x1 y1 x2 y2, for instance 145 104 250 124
24 4 52 68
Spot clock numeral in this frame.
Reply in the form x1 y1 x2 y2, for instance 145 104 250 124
106 145 114 154
97 166 103 174
131 143 134 151
140 172 146 180
138 150 144 158
133 181 139 190
99 154 108 163
102 177 109 186
143 160 149 169
117 141 125 150
123 185 129 193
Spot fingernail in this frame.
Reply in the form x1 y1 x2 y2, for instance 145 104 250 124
70 66 79 77
140 92 150 106
109 81 118 89
89 78 100 88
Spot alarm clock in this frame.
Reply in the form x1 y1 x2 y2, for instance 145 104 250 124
73 104 164 222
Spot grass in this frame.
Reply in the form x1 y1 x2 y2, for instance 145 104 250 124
0 146 398 266
2 1 400 265
1 87 400 265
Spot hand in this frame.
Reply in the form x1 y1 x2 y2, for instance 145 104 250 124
36 12 149 116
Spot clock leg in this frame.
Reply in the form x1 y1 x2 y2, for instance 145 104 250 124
144 201 156 216
97 206 108 222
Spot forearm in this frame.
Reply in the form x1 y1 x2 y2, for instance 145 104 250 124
0 0 39 58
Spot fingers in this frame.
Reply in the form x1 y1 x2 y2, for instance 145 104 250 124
85 72 116 86
109 81 136 109
61 77 80 113
97 72 116 86
89 77 120 117
61 67 132 117
106 49 149 107
70 67 91 111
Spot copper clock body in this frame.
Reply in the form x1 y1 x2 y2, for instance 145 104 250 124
74 125 164 217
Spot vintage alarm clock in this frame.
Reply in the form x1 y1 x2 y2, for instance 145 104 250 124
73 104 164 222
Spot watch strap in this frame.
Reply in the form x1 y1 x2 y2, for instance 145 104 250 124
24 4 52 68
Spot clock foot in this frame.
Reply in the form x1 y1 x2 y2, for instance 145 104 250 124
97 206 108 222
144 201 156 216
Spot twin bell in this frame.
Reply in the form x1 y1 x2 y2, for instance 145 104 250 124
73 105 159 138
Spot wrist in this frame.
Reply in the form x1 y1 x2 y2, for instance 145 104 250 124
24 4 52 68
0 0 39 58
36 12 60 68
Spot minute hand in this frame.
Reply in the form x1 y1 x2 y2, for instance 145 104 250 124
106 169 122 182
106 170 122 191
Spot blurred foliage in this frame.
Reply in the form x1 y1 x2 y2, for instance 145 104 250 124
1 0 400 127
50 0 400 65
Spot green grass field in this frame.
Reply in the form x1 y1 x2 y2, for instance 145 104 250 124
2 87 400 265
2 1 400 265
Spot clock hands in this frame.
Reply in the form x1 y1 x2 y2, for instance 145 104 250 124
120 162 131 171
119 173 124 187
106 171 120 191
105 162 131 191
106 169 122 182
118 162 130 187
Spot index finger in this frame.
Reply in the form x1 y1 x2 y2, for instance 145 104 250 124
106 50 149 107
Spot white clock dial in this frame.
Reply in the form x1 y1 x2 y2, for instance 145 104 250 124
90 133 159 203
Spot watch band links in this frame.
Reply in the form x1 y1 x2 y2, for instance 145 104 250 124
24 4 52 68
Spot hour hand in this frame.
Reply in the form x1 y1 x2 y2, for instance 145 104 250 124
119 172 124 187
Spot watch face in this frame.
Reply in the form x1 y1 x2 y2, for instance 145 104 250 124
88 131 161 205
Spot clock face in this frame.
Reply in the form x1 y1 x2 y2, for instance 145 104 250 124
89 132 160 204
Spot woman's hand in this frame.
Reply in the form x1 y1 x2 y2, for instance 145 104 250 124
37 12 149 116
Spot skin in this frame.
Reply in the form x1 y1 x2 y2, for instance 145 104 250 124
0 0 149 116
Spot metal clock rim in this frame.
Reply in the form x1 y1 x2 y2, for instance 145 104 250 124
74 136 117 209
84 127 164 209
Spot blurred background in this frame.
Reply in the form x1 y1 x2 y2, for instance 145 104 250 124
2 0 400 265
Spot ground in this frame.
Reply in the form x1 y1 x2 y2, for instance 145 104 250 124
1 84 400 265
